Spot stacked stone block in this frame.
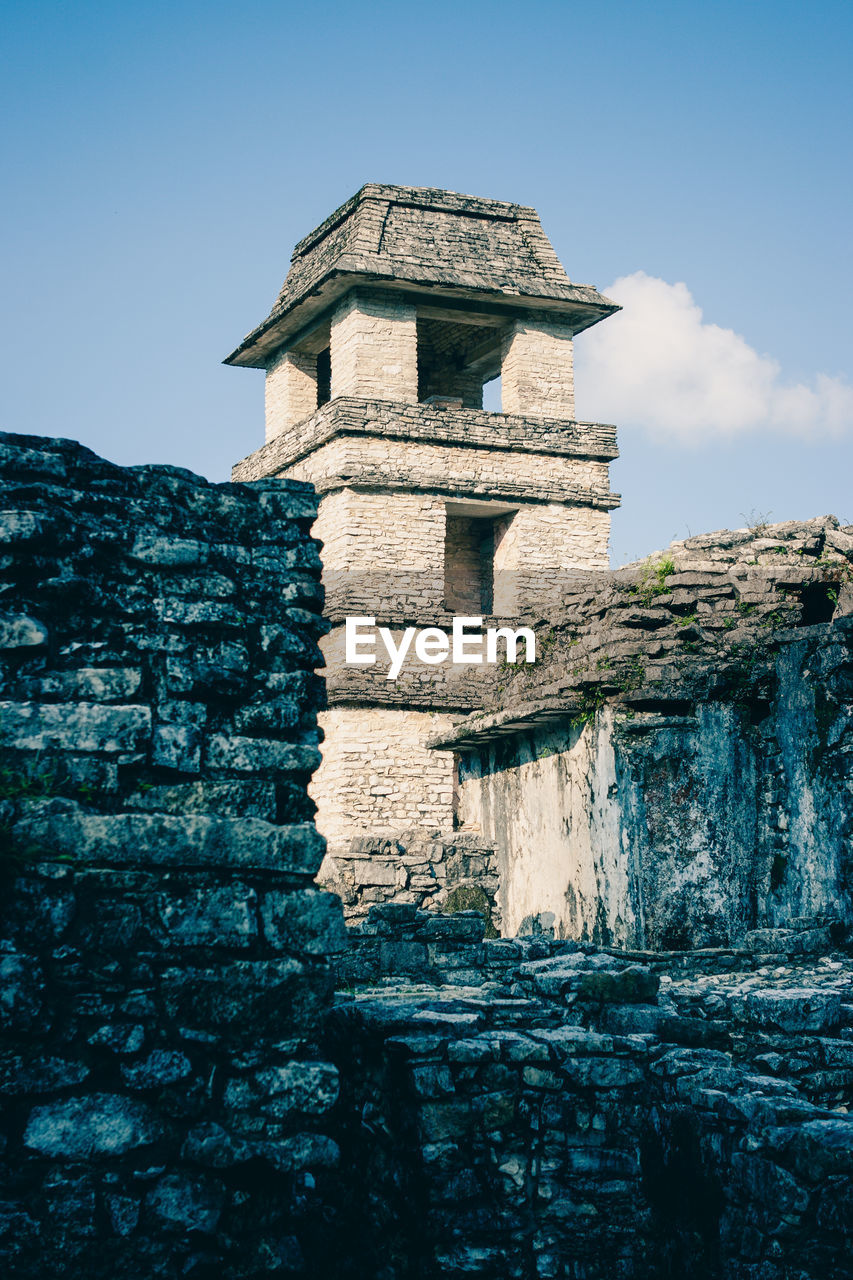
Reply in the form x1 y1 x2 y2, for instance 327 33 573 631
500 316 575 418
232 397 619 486
264 346 319 443
310 706 458 853
329 292 417 403
0 432 345 1278
324 903 853 1280
322 828 502 928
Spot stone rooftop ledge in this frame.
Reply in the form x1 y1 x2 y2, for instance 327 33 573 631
225 183 619 366
231 396 620 482
628 514 853 568
292 184 538 256
426 527 853 748
426 695 584 749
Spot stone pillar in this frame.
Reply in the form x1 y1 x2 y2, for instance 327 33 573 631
265 346 318 442
455 370 485 410
437 368 485 409
500 317 575 419
330 292 418 403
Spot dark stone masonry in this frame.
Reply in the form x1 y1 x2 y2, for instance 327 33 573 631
1 430 852 1278
0 432 344 1277
333 905 853 1280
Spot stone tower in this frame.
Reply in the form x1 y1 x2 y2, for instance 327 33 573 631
229 184 620 912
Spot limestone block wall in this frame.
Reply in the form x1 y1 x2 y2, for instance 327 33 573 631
322 832 501 927
231 398 619 485
310 698 511 926
284 434 612 509
491 502 612 589
311 489 446 621
313 504 611 624
312 487 445 577
330 292 417 402
501 316 575 418
264 346 318 442
317 626 476 706
311 706 457 848
0 432 346 1279
287 438 612 622
330 907 853 1280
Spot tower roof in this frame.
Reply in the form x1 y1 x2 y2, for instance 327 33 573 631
225 184 619 368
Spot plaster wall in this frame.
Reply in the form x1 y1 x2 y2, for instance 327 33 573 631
456 637 853 947
456 710 637 943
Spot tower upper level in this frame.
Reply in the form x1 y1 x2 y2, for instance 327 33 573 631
226 185 620 449
225 184 618 370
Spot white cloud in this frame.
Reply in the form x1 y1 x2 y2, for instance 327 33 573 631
574 272 853 441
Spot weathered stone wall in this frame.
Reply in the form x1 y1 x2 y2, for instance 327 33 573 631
311 706 457 845
232 397 618 485
0 432 347 1278
326 903 853 1280
3 432 851 1277
442 519 853 949
293 474 611 883
283 434 612 507
316 523 853 936
490 502 611 584
313 487 445 584
311 498 611 623
323 833 502 929
457 711 634 941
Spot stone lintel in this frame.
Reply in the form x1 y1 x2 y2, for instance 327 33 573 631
225 272 618 368
301 472 621 511
426 699 583 749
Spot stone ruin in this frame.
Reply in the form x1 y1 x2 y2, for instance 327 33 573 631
1 184 852 1278
437 515 853 947
229 183 620 889
230 184 853 955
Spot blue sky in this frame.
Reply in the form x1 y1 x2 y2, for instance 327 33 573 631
2 0 851 563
